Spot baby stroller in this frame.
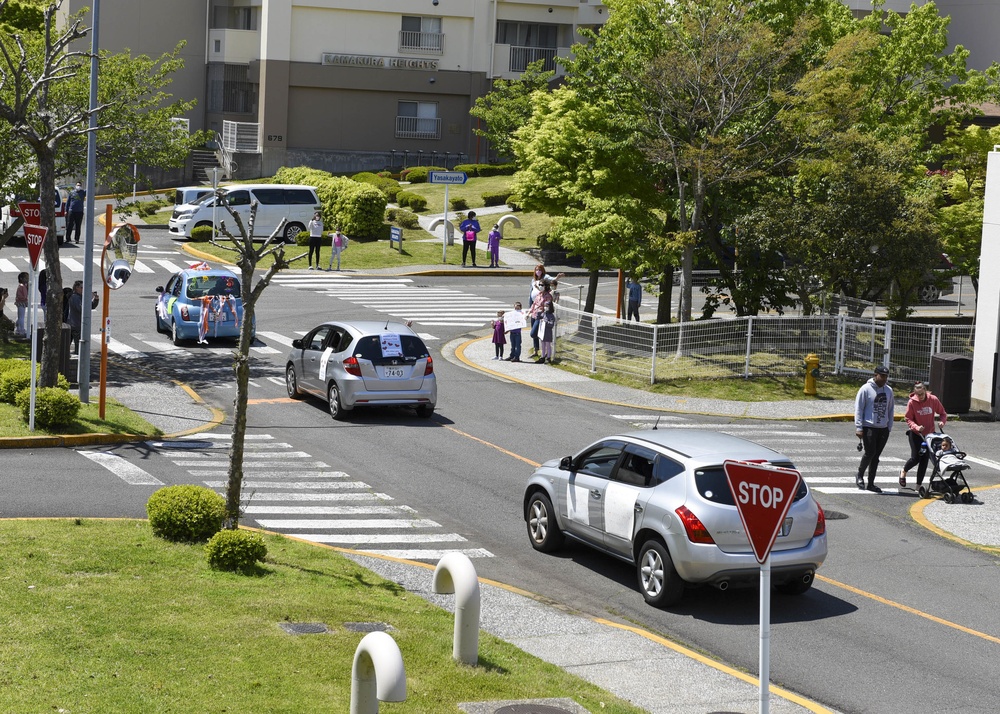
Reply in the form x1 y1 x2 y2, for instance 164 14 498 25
919 433 975 504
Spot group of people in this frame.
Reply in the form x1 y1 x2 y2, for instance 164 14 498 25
490 263 564 364
306 212 349 271
2 269 97 354
459 211 503 268
854 365 951 493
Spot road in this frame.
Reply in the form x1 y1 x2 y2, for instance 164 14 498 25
2 226 998 713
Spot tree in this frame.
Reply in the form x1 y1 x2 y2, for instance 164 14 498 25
470 59 554 162
209 196 306 529
0 1 200 387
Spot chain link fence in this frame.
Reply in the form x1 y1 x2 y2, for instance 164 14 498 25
553 304 975 385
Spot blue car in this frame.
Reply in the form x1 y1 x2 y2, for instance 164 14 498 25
155 267 254 345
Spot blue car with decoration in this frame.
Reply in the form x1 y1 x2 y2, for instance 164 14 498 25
155 266 253 345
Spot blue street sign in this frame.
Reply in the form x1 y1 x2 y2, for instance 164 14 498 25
429 171 468 185
390 226 403 243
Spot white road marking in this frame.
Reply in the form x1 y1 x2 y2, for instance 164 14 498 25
154 259 185 273
244 505 415 515
348 548 493 560
177 451 313 459
188 470 350 479
966 456 1000 472
178 433 274 440
203 480 369 490
254 518 440 529
79 451 164 485
235 492 392 501
172 460 331 468
285 533 468 544
257 331 294 347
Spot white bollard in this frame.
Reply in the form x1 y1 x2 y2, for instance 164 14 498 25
350 631 406 714
433 552 481 665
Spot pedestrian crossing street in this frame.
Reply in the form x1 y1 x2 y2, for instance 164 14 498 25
610 415 909 496
146 433 495 561
270 273 506 327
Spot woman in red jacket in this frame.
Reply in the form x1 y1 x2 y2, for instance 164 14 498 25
899 381 947 489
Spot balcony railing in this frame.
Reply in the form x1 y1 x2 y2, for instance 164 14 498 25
509 46 557 73
399 30 445 54
395 116 442 140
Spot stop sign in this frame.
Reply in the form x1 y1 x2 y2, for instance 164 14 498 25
23 223 48 271
724 460 802 564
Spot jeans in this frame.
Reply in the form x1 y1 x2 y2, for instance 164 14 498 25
858 426 891 485
509 329 522 360
530 316 541 352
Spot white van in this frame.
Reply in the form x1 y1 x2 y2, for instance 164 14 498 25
168 184 321 242
173 186 213 208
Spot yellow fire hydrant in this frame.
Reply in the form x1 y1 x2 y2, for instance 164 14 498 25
804 353 820 396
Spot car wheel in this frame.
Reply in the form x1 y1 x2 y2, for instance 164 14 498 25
637 539 684 607
284 222 304 244
775 574 814 596
918 284 941 304
327 381 348 420
171 320 184 346
526 492 563 553
415 404 435 419
286 365 303 400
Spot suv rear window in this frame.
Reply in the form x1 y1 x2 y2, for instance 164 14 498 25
285 189 318 204
353 334 430 363
695 463 806 505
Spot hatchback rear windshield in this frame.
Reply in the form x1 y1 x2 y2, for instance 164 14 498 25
185 274 241 299
695 463 807 505
353 334 430 361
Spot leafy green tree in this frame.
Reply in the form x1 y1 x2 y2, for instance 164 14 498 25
470 59 554 162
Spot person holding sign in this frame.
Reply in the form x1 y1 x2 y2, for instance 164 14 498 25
459 210 481 267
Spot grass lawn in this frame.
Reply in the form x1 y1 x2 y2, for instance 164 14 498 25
0 519 644 714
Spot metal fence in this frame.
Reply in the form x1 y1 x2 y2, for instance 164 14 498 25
553 304 976 385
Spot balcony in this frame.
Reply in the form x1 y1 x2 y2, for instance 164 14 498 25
398 30 445 55
208 29 260 64
509 46 557 73
395 116 441 140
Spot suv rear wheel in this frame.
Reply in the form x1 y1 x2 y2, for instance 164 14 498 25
637 539 685 607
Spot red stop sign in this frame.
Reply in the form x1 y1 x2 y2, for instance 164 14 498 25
724 460 802 564
24 223 48 270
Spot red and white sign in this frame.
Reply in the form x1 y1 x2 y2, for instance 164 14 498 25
23 223 48 270
724 460 802 564
14 201 42 224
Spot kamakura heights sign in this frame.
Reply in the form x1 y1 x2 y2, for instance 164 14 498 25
321 53 439 70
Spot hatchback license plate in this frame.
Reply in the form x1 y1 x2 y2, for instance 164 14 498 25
383 367 405 378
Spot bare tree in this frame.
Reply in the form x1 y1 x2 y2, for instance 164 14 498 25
210 195 306 528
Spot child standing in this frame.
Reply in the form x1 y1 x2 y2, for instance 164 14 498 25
487 224 502 268
537 302 556 364
328 227 348 271
491 310 507 360
14 271 28 337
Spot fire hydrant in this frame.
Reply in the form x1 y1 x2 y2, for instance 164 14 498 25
804 353 820 396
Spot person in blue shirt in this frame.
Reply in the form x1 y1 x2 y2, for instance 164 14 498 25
626 276 642 321
459 210 481 267
67 182 86 244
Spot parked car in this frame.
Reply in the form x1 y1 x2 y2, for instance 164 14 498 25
285 320 437 420
0 186 68 241
523 429 827 608
173 185 213 208
916 253 956 304
168 184 320 242
154 267 253 345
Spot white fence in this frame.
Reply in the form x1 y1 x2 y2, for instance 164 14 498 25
553 304 975 384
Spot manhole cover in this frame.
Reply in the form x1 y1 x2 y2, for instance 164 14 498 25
824 509 848 520
343 622 394 632
494 706 574 714
279 622 328 635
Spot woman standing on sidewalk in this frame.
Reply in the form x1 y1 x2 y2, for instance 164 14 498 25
899 381 946 489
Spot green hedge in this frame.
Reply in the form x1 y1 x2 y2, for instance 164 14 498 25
399 166 446 184
147 485 227 543
15 386 81 428
482 190 513 207
396 191 428 212
274 166 386 239
449 197 468 211
190 225 214 243
453 163 516 177
351 171 402 202
206 529 267 574
0 364 69 403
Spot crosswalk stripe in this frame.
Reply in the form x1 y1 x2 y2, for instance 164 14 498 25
178 433 274 440
0 258 20 272
189 470 350 478
257 331 294 347
285 533 468 544
235 492 393 501
244 505 416 515
203 480 369 490
79 451 164 485
254 518 441 529
154 259 185 273
174 460 332 468
811 487 903 495
349 548 493 560
177 450 313 459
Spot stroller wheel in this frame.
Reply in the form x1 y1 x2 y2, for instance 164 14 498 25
918 486 928 499
961 492 973 504
943 492 955 504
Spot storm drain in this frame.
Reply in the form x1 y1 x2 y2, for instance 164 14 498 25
343 622 395 633
459 699 587 714
279 622 329 635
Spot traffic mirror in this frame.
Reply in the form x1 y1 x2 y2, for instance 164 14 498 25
102 223 140 289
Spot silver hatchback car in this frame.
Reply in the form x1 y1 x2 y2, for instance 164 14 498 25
523 429 827 608
285 320 437 420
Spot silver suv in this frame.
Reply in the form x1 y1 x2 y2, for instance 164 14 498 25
523 429 827 607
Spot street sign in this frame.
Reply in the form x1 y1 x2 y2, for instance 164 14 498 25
15 201 42 225
724 460 801 564
23 223 48 271
428 171 468 185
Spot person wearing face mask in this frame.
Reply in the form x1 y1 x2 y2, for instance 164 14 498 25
67 181 86 245
899 381 946 490
854 365 894 493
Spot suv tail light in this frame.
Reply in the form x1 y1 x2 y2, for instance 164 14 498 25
813 501 826 537
676 505 715 544
343 356 362 377
424 355 434 375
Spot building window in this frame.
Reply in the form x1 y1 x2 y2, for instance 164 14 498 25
208 63 257 114
400 16 444 54
396 101 441 140
497 21 559 72
212 5 258 31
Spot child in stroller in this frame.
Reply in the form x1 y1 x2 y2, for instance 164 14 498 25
921 434 975 503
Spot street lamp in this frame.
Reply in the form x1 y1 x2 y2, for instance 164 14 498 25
79 0 101 402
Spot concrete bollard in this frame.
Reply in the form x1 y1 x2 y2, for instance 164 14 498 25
350 631 406 714
433 552 481 665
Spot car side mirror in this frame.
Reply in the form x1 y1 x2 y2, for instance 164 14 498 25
155 286 164 293
559 456 572 471
291 338 303 350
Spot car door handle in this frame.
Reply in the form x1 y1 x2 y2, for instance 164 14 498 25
590 489 602 499
634 504 644 513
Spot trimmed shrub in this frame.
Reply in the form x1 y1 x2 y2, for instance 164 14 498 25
454 162 516 177
293 231 332 247
385 207 397 221
482 190 513 207
190 225 214 243
15 386 81 428
206 529 267 574
399 166 445 184
396 191 428 212
395 210 420 229
351 171 401 202
274 166 387 239
146 485 227 543
506 195 523 212
376 171 392 178
0 364 69 404
449 197 468 211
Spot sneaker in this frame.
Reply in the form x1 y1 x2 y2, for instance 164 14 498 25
855 474 865 490
308 266 315 270
491 356 499 360
866 484 883 494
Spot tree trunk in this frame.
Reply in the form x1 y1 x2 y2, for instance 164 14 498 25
38 150 63 388
224 263 257 529
656 267 674 325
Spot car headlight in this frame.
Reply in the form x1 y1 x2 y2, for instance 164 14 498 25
176 212 193 221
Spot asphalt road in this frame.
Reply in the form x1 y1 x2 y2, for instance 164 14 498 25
2 227 998 714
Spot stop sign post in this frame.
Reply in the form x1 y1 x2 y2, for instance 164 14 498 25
21 220 49 431
724 459 802 714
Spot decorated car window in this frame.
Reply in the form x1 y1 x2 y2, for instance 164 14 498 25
353 335 430 361
575 442 625 480
185 274 240 299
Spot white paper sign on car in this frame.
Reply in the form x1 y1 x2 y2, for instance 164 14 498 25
319 347 334 381
380 333 403 357
503 311 526 331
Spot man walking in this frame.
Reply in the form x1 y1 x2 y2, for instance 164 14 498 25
67 182 86 245
854 365 894 493
626 276 642 321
